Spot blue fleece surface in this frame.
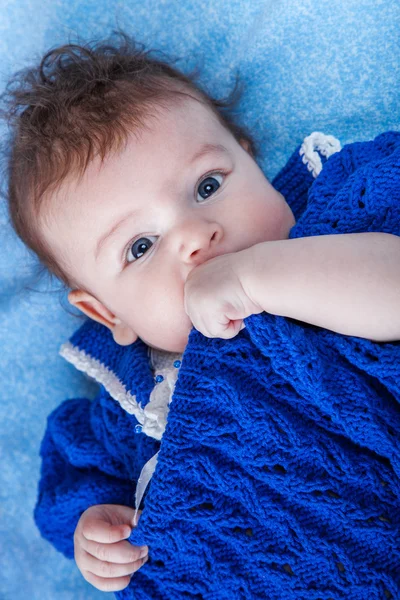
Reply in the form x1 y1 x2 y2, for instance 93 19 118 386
0 1 399 598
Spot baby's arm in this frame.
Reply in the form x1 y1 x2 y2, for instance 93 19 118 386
244 232 400 341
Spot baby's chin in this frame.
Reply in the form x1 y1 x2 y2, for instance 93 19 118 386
142 329 191 354
138 312 193 353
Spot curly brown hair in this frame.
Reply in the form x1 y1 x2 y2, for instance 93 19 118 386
0 30 256 292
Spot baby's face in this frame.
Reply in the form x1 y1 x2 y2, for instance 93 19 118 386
42 97 295 352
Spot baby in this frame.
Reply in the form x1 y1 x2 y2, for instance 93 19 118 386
2 31 400 596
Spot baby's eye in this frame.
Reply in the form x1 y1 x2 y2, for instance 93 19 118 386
196 173 224 202
126 235 158 264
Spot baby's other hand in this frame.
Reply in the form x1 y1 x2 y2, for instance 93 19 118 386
184 249 262 339
73 504 148 592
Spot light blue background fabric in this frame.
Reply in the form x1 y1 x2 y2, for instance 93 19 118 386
0 1 399 598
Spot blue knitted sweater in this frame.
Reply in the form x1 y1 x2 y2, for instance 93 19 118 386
34 132 400 600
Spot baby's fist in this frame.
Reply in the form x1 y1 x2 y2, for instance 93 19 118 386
74 504 148 592
184 250 262 339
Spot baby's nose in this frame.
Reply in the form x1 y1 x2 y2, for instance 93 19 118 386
179 221 223 266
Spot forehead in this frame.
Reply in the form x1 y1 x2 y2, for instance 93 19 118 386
60 96 227 196
42 97 225 208
121 96 227 160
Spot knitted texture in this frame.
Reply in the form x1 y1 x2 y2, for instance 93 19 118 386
34 133 400 599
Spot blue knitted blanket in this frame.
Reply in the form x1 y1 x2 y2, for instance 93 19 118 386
126 132 400 600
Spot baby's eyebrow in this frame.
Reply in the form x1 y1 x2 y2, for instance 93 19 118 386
95 210 138 262
189 143 229 165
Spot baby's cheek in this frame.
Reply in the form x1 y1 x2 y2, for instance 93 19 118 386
257 192 294 242
138 284 191 353
142 320 190 353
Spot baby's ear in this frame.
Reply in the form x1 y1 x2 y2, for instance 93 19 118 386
68 290 138 346
239 138 253 156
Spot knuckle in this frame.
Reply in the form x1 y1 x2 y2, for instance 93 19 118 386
94 542 107 561
99 560 113 577
73 544 83 564
133 556 148 572
134 554 148 569
130 546 143 562
74 549 83 568
131 559 142 573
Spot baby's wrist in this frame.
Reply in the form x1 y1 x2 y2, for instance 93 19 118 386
237 241 289 316
236 243 276 314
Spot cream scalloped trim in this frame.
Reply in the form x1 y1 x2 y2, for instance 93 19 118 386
59 342 182 441
59 341 144 416
299 132 342 178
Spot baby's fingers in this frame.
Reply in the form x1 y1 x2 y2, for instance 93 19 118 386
82 537 148 564
81 549 148 579
81 569 133 593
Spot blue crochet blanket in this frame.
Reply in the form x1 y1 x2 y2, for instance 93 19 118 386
126 132 400 599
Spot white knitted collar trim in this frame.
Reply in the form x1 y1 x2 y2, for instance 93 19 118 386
300 132 341 177
59 341 183 441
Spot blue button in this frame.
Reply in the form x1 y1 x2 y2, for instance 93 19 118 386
135 424 143 434
155 374 164 383
173 360 182 369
